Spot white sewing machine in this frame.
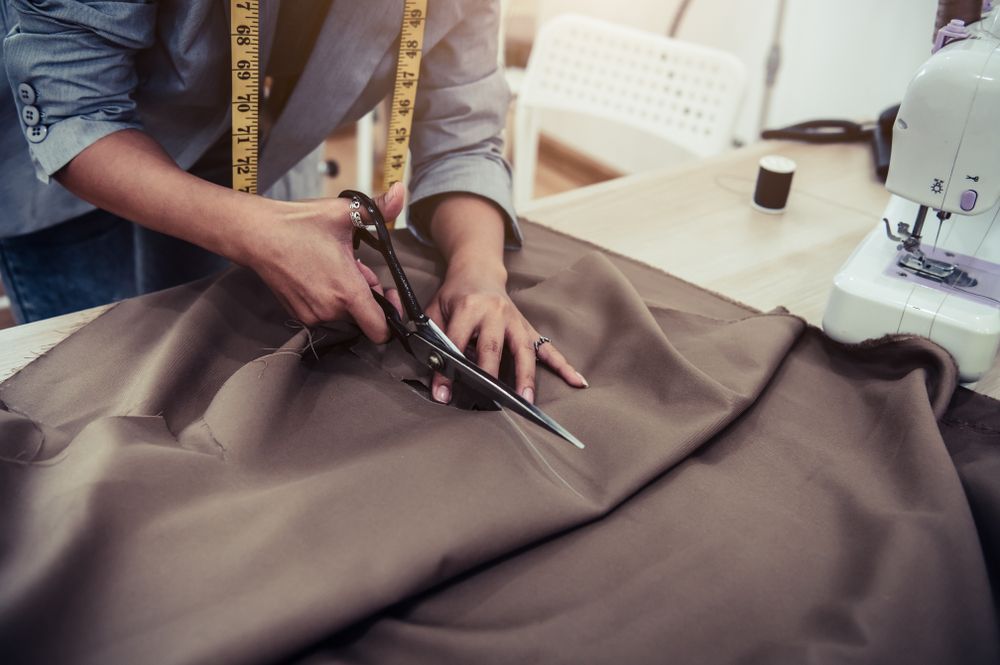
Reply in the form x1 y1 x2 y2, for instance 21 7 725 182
823 7 1000 381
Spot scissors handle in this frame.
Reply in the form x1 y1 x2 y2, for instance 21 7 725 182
340 189 426 324
370 290 413 348
374 236 426 325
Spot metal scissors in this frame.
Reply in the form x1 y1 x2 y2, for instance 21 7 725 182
340 189 584 450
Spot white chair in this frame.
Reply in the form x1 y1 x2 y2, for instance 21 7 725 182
513 14 747 208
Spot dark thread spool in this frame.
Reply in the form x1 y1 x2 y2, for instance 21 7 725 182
752 155 796 214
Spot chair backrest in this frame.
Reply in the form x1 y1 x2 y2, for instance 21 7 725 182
513 14 747 207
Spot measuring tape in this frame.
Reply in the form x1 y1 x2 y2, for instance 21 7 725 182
382 0 428 207
230 0 260 195
229 0 426 205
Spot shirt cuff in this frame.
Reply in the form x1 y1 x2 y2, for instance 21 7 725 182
407 155 523 251
26 117 142 183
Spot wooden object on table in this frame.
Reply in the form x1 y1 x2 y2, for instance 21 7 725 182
523 140 890 325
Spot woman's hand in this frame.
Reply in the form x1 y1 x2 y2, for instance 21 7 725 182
420 193 587 404
236 183 405 342
56 129 403 343
426 264 588 405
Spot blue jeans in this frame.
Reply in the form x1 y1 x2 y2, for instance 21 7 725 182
0 208 229 323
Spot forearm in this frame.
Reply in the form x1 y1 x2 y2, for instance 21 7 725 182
54 128 273 264
428 194 508 283
55 128 402 339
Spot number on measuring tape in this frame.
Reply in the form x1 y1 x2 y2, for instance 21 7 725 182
227 0 426 211
381 0 428 227
230 0 259 195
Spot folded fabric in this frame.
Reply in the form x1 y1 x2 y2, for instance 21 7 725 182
0 222 996 665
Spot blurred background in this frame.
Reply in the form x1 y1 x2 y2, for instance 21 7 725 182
505 0 937 170
321 0 939 197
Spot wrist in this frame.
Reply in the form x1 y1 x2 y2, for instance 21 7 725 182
221 195 292 266
446 251 507 285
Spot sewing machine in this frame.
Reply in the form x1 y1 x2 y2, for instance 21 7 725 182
823 7 1000 381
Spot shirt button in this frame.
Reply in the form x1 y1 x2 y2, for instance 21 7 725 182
26 124 48 144
17 83 37 105
21 105 40 127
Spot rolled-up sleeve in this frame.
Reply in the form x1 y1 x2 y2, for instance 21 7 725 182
4 0 158 181
407 1 522 249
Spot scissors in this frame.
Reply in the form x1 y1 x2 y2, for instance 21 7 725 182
340 189 584 450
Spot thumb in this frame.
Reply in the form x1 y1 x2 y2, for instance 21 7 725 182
374 181 405 222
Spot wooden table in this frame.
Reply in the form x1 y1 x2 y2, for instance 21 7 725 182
521 140 890 323
4 140 999 395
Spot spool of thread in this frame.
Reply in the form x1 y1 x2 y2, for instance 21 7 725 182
752 155 796 214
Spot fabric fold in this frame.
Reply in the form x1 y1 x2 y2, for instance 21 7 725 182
0 221 994 665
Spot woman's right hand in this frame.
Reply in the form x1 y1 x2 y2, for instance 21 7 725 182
235 182 405 342
54 129 403 342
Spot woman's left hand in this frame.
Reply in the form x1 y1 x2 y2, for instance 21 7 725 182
412 191 588 404
425 265 588 405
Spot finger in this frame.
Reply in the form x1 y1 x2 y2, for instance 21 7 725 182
430 308 479 404
356 259 382 291
475 313 505 379
355 259 389 303
509 329 538 403
385 288 403 318
357 261 403 322
342 274 391 343
425 300 450 402
373 181 405 223
536 340 589 388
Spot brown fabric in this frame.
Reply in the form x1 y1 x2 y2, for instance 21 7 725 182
939 387 1000 608
0 222 997 664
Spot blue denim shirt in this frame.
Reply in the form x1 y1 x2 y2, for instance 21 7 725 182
0 0 520 246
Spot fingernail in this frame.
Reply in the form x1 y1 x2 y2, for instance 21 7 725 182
434 385 451 404
576 372 589 388
522 387 535 404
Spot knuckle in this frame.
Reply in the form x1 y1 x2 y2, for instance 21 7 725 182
455 294 478 311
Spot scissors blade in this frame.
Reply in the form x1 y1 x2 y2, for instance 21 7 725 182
423 318 463 356
491 390 587 450
410 332 585 450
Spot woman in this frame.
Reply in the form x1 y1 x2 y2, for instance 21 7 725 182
0 0 586 403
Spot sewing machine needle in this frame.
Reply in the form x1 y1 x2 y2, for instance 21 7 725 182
932 210 950 255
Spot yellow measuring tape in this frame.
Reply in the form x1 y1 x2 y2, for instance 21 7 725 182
382 0 428 200
229 0 427 207
230 0 260 195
